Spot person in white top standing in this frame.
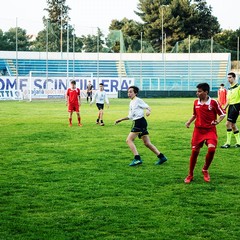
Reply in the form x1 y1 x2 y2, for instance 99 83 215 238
90 83 109 126
115 86 167 166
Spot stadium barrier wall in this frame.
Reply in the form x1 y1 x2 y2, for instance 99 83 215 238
118 90 218 98
0 76 134 100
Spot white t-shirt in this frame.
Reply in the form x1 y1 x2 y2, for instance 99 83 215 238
128 97 149 120
91 90 109 104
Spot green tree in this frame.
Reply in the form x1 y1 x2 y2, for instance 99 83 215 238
190 0 220 38
1 27 30 51
82 28 105 52
135 0 220 52
108 18 145 53
0 29 5 50
214 28 240 60
32 0 83 52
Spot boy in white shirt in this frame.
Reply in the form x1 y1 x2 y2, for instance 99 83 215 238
115 86 167 166
90 83 109 126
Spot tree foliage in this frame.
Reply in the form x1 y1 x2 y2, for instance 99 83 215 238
108 18 144 53
0 27 30 51
80 28 105 52
32 0 83 52
214 28 240 60
135 0 221 52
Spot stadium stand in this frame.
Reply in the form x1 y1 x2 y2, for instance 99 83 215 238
0 51 230 91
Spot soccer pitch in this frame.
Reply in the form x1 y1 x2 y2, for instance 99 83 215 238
0 98 239 240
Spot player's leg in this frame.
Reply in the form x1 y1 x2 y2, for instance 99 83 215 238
142 135 159 154
231 106 240 146
203 144 216 171
185 148 200 183
69 111 73 126
96 104 101 124
221 120 233 148
99 105 105 126
68 104 73 126
126 132 142 166
76 111 82 127
87 92 89 103
202 131 218 182
185 129 202 183
141 135 167 165
96 111 100 124
221 105 240 148
99 109 103 122
201 143 215 182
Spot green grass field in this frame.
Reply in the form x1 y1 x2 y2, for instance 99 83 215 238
0 98 239 240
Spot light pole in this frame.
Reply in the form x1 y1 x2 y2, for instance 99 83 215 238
160 5 168 89
160 5 168 54
161 7 164 54
237 37 239 73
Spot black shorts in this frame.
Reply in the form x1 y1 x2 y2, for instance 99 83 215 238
96 103 104 110
227 103 240 123
131 117 149 139
87 92 92 97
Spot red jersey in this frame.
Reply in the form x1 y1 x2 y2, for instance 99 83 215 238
67 88 80 104
218 88 227 106
193 97 225 129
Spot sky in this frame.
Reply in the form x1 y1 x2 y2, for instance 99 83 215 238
0 0 239 37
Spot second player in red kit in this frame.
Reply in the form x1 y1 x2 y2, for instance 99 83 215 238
66 80 82 127
185 83 226 184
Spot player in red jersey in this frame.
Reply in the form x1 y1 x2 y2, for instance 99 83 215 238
66 80 82 127
184 83 226 184
218 83 227 108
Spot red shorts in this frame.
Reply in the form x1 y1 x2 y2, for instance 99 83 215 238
191 127 218 150
68 103 79 112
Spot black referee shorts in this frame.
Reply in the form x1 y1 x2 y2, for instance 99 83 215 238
131 117 149 139
227 103 240 123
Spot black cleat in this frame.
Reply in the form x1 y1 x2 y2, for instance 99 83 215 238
221 144 230 149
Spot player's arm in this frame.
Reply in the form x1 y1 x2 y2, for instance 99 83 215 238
90 92 96 105
137 99 151 116
115 117 129 124
65 91 69 106
185 115 196 128
79 94 81 106
211 114 226 125
105 93 110 107
223 92 230 110
145 107 151 116
223 100 229 111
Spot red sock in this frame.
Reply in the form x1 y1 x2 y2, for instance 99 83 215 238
189 149 199 176
69 118 72 124
78 117 81 123
203 147 215 170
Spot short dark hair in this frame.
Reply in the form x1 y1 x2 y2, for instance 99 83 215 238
196 83 210 93
128 86 139 95
99 83 104 86
71 80 76 85
220 83 224 87
228 72 236 78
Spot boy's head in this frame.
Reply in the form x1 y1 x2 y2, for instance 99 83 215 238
99 83 104 90
220 83 224 87
128 86 139 99
70 80 76 88
196 83 210 99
